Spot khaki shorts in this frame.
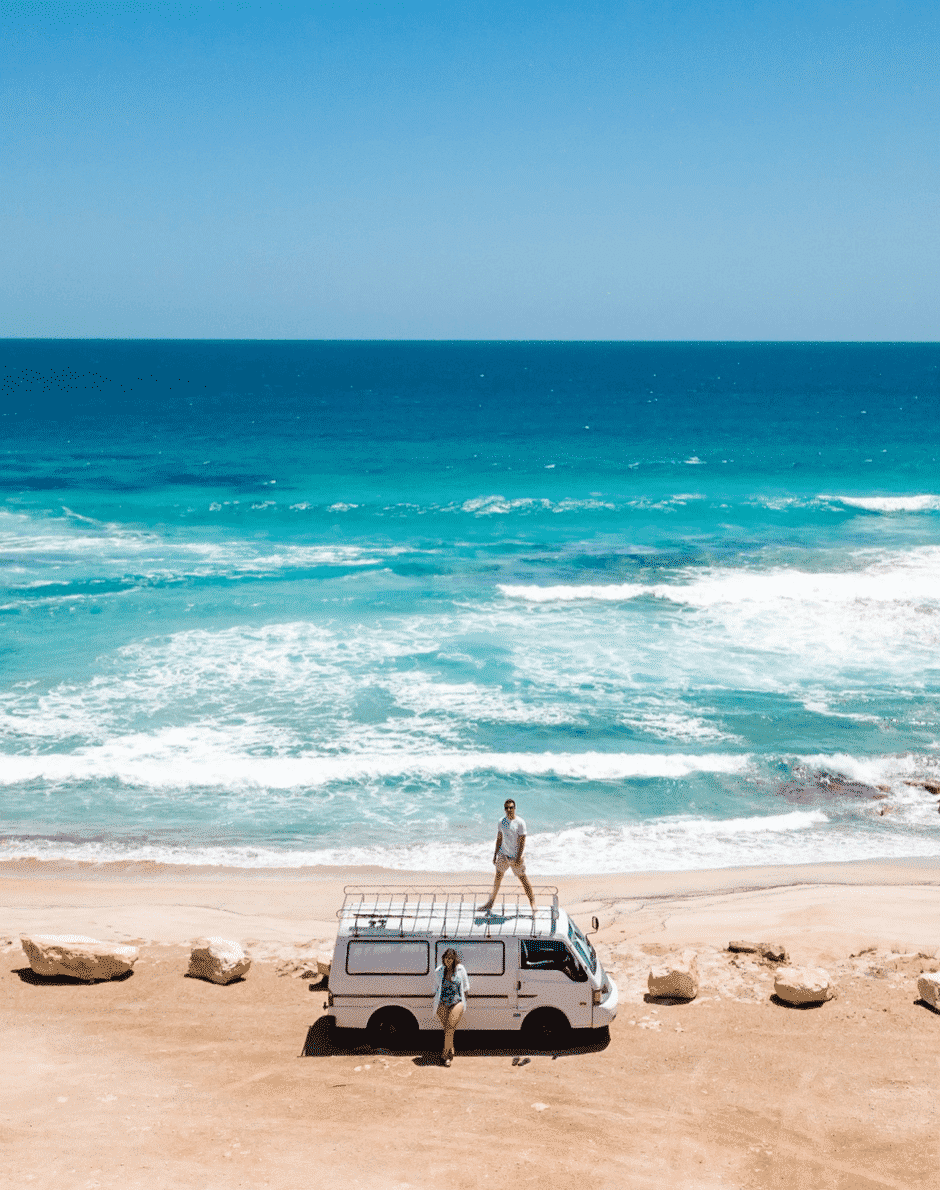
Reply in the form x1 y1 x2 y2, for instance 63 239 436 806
496 853 526 876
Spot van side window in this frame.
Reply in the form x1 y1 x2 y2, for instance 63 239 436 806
435 941 505 976
346 940 429 975
521 939 587 982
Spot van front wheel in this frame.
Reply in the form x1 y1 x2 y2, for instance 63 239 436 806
521 1007 571 1046
366 1007 418 1048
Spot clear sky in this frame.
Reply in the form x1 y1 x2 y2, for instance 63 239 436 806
1 1 937 340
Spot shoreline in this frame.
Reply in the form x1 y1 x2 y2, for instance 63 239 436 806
3 854 939 955
3 850 939 885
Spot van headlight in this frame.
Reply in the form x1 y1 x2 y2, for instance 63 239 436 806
592 981 610 1005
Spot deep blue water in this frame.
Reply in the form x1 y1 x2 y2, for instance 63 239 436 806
1 340 939 872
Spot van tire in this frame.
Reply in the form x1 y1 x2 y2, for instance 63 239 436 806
366 1007 418 1048
521 1007 570 1046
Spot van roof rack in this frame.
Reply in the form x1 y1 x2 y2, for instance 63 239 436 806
338 885 560 939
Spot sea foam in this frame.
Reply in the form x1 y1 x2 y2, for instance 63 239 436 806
828 495 940 513
499 546 940 608
0 747 752 790
6 807 940 874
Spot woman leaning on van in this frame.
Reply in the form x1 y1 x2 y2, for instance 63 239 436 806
432 948 470 1066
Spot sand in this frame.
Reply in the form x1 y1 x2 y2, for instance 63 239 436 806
3 856 940 1190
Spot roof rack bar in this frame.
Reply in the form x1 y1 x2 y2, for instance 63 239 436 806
337 885 561 938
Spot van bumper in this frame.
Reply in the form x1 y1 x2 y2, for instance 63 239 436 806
593 976 619 1027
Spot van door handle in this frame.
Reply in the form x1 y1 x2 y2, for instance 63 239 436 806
516 980 521 991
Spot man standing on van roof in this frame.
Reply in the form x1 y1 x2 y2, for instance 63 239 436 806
480 799 536 914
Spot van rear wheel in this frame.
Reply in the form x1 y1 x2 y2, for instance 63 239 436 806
366 1007 418 1048
521 1007 571 1047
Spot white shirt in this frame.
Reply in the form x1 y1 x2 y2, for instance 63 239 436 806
498 815 526 859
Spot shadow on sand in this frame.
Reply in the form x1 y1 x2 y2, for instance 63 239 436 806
300 1014 610 1060
12 966 135 986
769 993 828 1010
644 993 693 1006
183 972 247 984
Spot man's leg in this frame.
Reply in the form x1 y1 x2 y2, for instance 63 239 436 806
480 866 505 912
518 871 536 912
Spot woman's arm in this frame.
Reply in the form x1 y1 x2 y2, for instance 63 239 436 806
431 963 444 1012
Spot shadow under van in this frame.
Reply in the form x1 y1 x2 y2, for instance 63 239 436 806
301 1013 611 1059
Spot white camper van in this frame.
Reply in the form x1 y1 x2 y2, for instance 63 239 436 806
325 886 618 1045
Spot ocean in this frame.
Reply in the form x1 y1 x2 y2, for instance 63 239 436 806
1 340 939 874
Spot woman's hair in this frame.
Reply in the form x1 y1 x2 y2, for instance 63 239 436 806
441 947 459 973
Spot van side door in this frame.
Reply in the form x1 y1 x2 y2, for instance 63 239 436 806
518 939 592 1028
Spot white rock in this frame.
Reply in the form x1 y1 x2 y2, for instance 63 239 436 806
773 966 834 1005
917 972 940 1010
648 950 699 1001
187 937 251 985
20 934 138 981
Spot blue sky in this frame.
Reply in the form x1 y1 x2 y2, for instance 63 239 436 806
1 1 937 339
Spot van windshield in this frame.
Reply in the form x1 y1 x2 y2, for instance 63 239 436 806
567 920 597 974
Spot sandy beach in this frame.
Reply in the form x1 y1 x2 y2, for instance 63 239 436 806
2 857 940 1190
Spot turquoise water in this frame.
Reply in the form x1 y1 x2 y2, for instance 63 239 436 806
1 340 939 871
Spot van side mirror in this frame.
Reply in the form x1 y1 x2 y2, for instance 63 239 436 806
591 916 599 934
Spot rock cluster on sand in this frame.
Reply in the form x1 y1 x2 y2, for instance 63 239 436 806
20 934 139 981
274 947 332 980
728 940 789 963
773 966 834 1005
647 950 699 1001
916 972 940 1010
187 937 251 985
